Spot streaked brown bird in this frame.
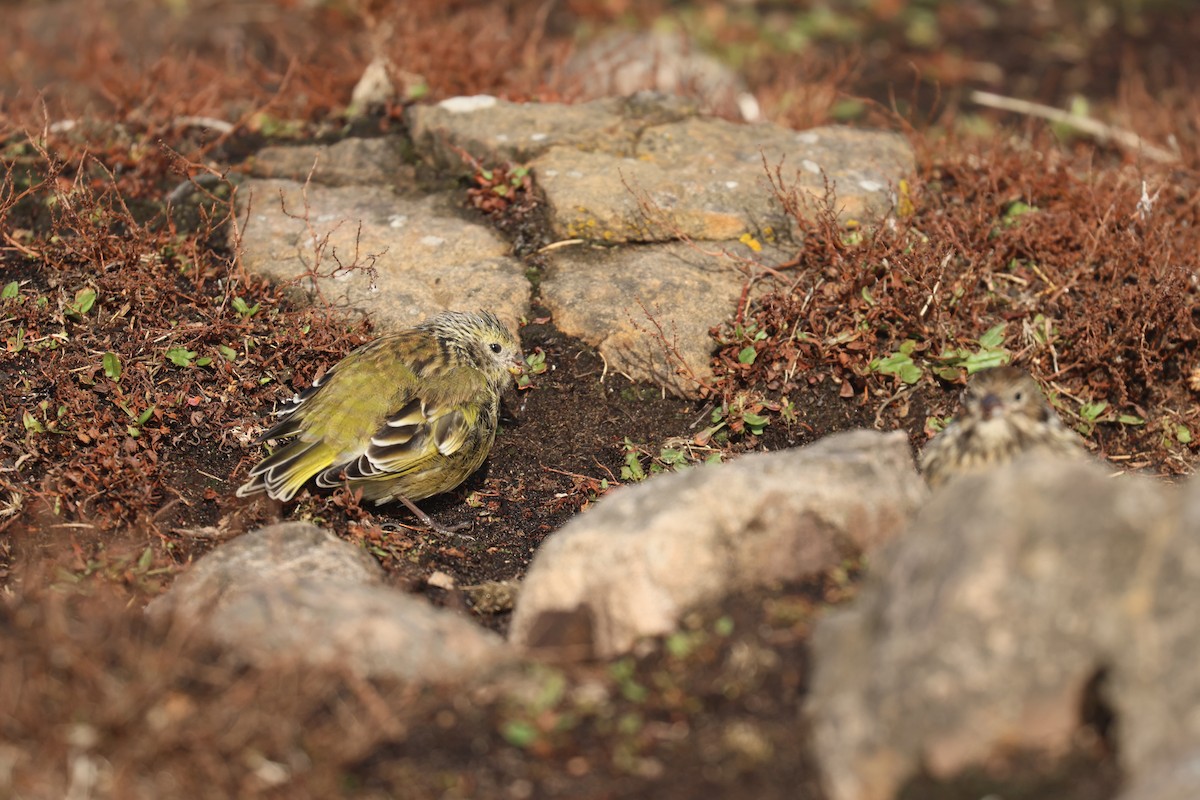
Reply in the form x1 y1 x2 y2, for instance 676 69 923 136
920 365 1086 488
236 310 524 532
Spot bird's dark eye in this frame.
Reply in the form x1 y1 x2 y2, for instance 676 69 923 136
489 343 503 354
1013 391 1024 402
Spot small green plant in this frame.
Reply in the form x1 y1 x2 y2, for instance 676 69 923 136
870 339 922 384
23 400 68 434
1001 200 1038 226
1072 397 1146 436
102 351 121 380
65 287 97 320
609 658 648 703
516 347 548 389
231 295 261 319
164 346 211 368
931 323 1011 380
698 392 772 445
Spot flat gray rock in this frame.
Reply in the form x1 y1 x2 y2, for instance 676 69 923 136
540 239 787 395
247 137 409 187
148 523 509 681
236 179 529 332
406 94 696 171
509 430 923 659
538 119 912 242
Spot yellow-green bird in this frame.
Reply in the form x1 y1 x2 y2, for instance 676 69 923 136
236 310 524 530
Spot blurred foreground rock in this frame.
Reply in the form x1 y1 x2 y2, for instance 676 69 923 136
806 454 1200 800
509 430 925 658
147 522 509 681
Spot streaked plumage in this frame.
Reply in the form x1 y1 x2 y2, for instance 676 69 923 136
236 311 523 518
920 366 1086 488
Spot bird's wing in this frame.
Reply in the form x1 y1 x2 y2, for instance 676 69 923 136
321 365 489 482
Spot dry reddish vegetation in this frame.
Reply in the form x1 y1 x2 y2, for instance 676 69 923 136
1 0 1197 797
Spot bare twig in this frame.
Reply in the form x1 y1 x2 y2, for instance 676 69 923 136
969 90 1179 164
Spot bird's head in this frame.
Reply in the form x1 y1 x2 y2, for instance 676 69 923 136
429 310 524 386
962 365 1045 423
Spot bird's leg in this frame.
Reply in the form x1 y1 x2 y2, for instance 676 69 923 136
393 494 475 540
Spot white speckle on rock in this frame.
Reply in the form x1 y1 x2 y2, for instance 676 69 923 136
388 215 408 228
859 179 884 193
802 159 821 174
332 269 354 281
530 133 548 142
494 133 510 143
796 131 820 145
437 95 498 113
567 170 584 179
724 181 739 190
543 169 560 178
316 213 337 222
420 235 446 247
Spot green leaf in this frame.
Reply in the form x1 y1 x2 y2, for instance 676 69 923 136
1177 424 1193 444
742 412 770 434
232 296 261 319
66 288 97 319
136 406 155 426
500 720 538 749
23 410 45 433
665 632 696 658
102 351 121 379
977 323 1007 349
165 347 197 367
871 352 923 384
963 350 1009 374
1 281 18 300
1002 201 1038 224
524 349 547 374
137 546 154 572
621 450 646 482
737 346 757 365
658 448 685 466
1117 414 1145 426
1079 401 1108 422
218 344 238 362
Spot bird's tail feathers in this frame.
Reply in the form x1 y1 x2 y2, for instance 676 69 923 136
235 438 337 501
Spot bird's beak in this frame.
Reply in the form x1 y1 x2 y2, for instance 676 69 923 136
980 393 1003 420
